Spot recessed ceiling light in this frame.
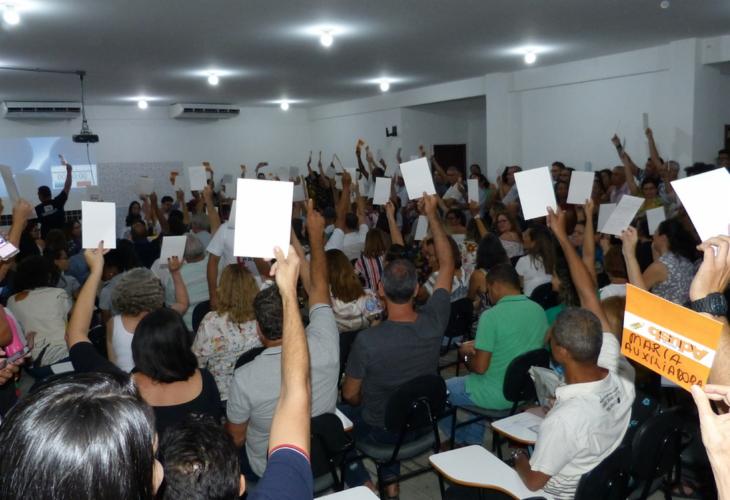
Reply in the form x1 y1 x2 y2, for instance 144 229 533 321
137 99 148 110
379 80 391 92
207 73 220 86
659 0 670 8
524 51 537 65
280 101 290 111
3 4 20 25
319 30 334 48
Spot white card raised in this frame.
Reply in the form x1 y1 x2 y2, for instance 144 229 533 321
467 179 479 204
159 235 187 267
81 201 116 249
233 179 292 259
399 157 436 200
188 166 207 191
373 177 392 206
567 171 595 205
600 195 644 236
514 167 556 220
671 168 730 241
293 180 306 202
0 165 20 205
135 177 154 196
597 203 617 233
646 206 667 235
414 215 429 241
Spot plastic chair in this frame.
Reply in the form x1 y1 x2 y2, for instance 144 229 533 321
234 347 266 370
191 300 211 335
439 298 473 376
311 412 354 494
574 444 631 500
529 283 559 310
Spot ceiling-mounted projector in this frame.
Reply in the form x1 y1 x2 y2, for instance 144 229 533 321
72 71 99 143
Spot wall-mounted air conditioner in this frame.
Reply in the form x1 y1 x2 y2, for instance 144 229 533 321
3 101 82 119
169 103 240 119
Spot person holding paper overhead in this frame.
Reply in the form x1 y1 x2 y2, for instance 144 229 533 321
35 156 72 239
620 219 697 305
324 171 368 261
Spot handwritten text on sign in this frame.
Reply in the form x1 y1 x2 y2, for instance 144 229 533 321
621 285 723 391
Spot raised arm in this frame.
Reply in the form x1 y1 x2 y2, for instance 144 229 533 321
66 242 106 348
422 193 454 293
149 192 169 234
305 199 329 306
290 228 311 295
0 201 33 282
645 128 663 173
59 155 73 195
396 147 402 165
333 171 352 231
176 189 191 226
548 208 610 332
619 226 666 291
428 147 447 179
385 201 404 246
267 245 310 456
306 151 313 176
582 199 598 287
355 140 369 180
202 186 221 234
468 201 488 238
167 257 189 315
611 134 640 193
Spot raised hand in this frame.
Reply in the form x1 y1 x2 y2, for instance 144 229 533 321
419 193 439 217
12 199 33 222
269 245 300 294
547 207 568 241
611 134 621 147
84 241 108 273
306 199 325 239
691 385 730 484
690 236 730 302
584 197 595 219
619 226 638 251
168 256 183 273
385 200 396 220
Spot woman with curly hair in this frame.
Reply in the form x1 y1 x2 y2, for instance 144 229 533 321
327 249 382 333
192 264 262 402
107 260 189 372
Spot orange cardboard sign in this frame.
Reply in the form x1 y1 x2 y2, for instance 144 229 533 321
621 285 723 391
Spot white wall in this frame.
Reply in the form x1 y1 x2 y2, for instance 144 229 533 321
693 63 730 163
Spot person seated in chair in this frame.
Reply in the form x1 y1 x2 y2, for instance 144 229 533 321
340 193 453 498
440 263 548 445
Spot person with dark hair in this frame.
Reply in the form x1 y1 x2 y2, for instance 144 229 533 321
467 234 510 321
515 224 555 296
599 245 628 299
550 162 565 183
44 245 81 299
621 218 697 305
441 263 548 445
226 199 338 482
341 193 453 497
0 371 164 500
419 234 468 302
324 249 382 332
125 200 145 234
324 172 368 260
64 219 82 256
354 227 390 291
7 255 72 373
35 156 72 239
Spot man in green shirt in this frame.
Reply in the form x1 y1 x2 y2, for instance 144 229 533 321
441 264 548 445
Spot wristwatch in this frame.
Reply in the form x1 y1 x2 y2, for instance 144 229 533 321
689 293 728 317
510 449 527 461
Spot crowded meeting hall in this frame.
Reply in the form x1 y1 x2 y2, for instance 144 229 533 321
1 2 730 499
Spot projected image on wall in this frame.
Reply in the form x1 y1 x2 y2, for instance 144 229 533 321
0 136 97 199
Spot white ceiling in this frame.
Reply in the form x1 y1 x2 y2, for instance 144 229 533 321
0 0 729 107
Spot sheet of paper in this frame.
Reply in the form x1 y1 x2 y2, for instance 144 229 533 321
373 177 392 206
188 166 207 191
228 200 237 229
600 195 643 236
135 177 154 196
622 284 724 391
414 215 429 241
566 171 595 205
597 203 617 233
0 165 20 205
467 179 479 204
514 167 556 220
159 235 187 267
646 206 667 235
81 201 116 249
292 180 306 202
233 179 292 259
642 112 649 130
671 168 730 241
399 157 436 200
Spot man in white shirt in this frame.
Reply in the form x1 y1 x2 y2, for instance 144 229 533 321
206 221 262 308
515 307 634 499
442 166 465 208
324 172 369 261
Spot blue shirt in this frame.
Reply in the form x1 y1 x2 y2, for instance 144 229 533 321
251 446 313 500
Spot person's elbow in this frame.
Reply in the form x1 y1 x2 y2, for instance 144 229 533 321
341 379 361 406
225 422 247 448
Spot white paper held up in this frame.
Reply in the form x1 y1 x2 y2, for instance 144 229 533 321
414 215 429 241
159 235 187 267
135 177 155 196
228 200 237 229
373 177 392 206
514 167 556 220
188 166 207 191
671 168 730 241
0 165 20 205
597 203 617 233
566 171 595 205
399 157 436 200
292 180 306 203
467 179 479 204
82 201 116 249
600 195 644 236
233 179 292 259
646 206 667 235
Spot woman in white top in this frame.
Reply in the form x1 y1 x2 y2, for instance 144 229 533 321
193 264 262 401
326 249 383 333
7 256 72 371
107 259 189 372
514 224 555 297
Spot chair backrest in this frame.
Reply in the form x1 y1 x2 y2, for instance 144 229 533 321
574 444 630 500
234 346 266 370
529 283 559 310
339 329 361 374
383 374 447 434
630 408 683 481
310 413 353 480
191 300 211 334
502 348 550 404
444 298 473 340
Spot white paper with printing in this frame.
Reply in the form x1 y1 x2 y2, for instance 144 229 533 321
373 177 392 206
514 167 556 220
566 171 595 205
646 206 667 235
233 179 292 259
400 157 436 200
82 201 117 249
188 166 207 191
159 235 186 267
671 168 730 241
600 195 644 236
467 179 479 204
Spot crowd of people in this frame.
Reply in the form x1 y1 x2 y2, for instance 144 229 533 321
0 135 728 500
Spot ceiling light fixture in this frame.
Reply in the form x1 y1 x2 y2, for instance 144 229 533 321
659 0 670 8
524 51 537 65
207 73 220 86
319 30 334 48
137 99 148 110
3 4 20 25
280 101 290 111
379 80 391 92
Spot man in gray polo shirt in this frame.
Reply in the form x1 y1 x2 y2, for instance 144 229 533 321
225 200 338 479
